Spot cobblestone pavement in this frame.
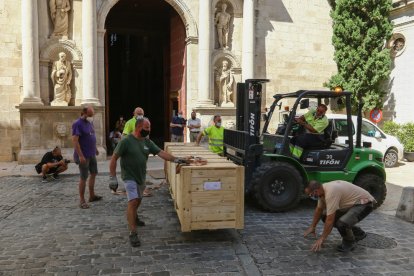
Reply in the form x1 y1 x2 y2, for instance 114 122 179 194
0 173 414 275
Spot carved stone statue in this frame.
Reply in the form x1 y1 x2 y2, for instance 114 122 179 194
215 3 231 49
51 52 72 106
49 0 71 38
216 60 234 107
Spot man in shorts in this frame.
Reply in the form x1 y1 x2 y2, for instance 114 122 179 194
72 106 102 209
109 117 188 247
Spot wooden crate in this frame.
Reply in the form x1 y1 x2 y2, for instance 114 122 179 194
164 143 244 232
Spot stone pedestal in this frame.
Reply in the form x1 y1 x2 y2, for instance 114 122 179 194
17 106 107 164
396 186 414 223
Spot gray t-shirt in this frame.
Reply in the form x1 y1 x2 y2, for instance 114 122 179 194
187 118 201 132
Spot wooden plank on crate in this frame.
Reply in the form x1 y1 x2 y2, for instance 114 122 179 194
192 205 236 221
191 191 237 206
191 168 237 177
180 167 193 232
235 166 244 229
189 220 237 231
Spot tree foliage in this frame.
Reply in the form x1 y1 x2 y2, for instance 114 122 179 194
325 0 393 112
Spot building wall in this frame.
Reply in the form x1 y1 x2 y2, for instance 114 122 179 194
256 0 337 108
387 1 414 124
0 0 337 162
0 0 22 161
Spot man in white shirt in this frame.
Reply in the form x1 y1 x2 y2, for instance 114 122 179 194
187 111 201 142
303 180 376 252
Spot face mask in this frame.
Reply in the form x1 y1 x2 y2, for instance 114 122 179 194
216 122 222 127
309 191 319 201
140 129 150 137
86 117 93 123
136 115 144 120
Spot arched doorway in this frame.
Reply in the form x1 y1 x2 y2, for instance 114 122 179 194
104 0 186 150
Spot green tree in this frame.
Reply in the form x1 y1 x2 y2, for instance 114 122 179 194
325 0 393 112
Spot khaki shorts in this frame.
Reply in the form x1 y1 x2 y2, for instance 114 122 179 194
77 156 98 180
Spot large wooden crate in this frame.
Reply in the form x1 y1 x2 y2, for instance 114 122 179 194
164 143 244 232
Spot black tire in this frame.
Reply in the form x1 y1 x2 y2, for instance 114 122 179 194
384 149 398 168
354 173 387 209
251 162 303 212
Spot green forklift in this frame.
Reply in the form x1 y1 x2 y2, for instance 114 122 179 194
224 79 386 212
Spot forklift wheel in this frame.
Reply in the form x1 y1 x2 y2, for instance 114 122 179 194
251 162 303 212
354 173 387 209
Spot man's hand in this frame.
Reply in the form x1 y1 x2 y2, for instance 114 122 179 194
303 226 316 238
79 156 86 164
311 237 324 252
174 157 190 164
96 148 99 156
109 175 118 192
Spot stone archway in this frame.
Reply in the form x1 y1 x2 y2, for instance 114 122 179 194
97 0 198 38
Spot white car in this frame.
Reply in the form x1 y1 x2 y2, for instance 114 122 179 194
327 114 404 168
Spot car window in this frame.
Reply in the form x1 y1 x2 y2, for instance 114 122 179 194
361 120 385 138
334 119 354 137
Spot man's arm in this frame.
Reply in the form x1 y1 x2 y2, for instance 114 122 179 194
72 135 85 164
310 212 335 252
298 120 318 133
304 206 323 237
195 131 205 145
109 154 119 177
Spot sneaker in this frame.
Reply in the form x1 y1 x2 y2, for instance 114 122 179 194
336 241 356 252
352 227 367 241
41 176 48 183
354 232 367 241
136 216 146 226
53 173 59 180
129 231 141 247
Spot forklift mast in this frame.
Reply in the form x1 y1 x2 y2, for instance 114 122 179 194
224 79 269 192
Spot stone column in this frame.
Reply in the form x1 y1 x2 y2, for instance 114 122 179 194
242 0 255 80
82 0 101 105
197 0 214 107
21 0 42 105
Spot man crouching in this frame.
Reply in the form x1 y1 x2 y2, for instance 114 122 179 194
304 180 376 252
35 146 69 182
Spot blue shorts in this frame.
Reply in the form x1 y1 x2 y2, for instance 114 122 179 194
124 180 145 201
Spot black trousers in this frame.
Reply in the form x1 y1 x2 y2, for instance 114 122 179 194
321 203 373 241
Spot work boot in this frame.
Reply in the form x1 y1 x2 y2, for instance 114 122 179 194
352 226 367 241
135 216 146 226
129 231 141 247
336 240 356 252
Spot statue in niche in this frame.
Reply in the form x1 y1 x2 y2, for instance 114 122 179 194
215 3 231 49
49 0 71 38
51 52 72 106
216 60 235 107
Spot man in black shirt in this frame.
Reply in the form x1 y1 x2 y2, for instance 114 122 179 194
35 147 68 182
170 111 187 142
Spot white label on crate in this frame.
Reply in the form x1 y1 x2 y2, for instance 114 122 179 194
204 181 221 190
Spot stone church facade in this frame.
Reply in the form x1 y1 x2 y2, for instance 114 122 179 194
7 0 408 163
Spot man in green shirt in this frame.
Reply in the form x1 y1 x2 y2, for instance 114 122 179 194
195 115 224 155
290 104 329 159
109 117 188 247
122 107 144 136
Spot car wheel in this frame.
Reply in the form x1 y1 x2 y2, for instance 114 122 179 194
384 149 398 168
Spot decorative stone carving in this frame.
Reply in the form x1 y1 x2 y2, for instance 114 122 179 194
215 59 235 107
51 52 72 106
49 0 71 39
214 2 232 49
55 122 68 137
